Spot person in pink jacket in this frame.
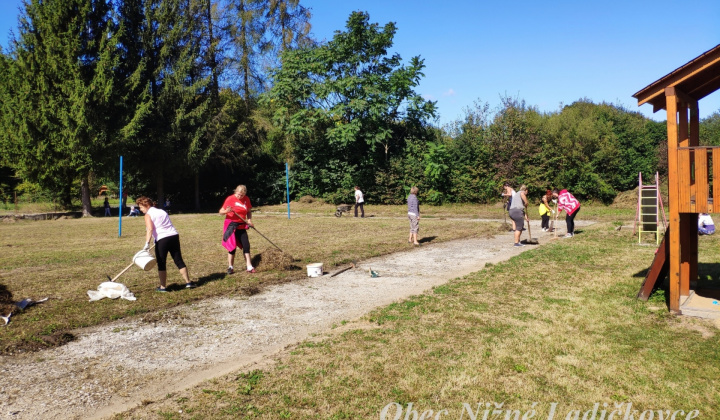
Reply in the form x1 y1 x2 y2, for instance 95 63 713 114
552 189 580 238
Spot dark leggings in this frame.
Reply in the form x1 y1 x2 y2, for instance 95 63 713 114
541 214 550 229
355 202 364 217
229 228 251 255
155 235 186 271
566 207 580 234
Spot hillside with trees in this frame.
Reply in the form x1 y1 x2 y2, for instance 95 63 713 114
1 3 718 211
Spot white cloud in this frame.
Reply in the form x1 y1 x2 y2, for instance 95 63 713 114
443 89 456 97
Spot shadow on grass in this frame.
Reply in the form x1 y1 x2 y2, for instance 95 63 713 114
163 283 189 292
419 236 437 244
633 263 720 286
632 262 720 304
0 283 13 305
697 263 720 288
197 272 226 286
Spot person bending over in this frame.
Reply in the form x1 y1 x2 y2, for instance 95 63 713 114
136 196 195 291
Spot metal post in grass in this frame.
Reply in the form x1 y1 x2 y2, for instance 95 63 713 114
286 162 290 219
118 155 123 237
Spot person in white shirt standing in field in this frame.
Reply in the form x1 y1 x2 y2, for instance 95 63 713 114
354 186 365 218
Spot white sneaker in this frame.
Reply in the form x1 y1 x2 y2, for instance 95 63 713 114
564 233 573 238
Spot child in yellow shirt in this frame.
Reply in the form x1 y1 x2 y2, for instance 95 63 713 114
539 190 554 232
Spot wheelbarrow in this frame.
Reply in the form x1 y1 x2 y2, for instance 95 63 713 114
335 204 353 217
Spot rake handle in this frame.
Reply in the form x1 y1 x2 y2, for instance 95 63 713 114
110 243 156 282
232 213 285 253
110 262 135 282
525 211 535 242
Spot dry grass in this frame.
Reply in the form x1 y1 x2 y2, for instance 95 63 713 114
0 196 123 216
256 248 294 271
260 200 644 224
258 201 508 218
0 209 496 353
115 219 720 419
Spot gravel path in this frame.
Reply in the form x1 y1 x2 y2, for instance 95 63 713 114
0 220 589 420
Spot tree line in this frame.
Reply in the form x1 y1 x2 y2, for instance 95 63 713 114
1 5 719 212
0 0 312 214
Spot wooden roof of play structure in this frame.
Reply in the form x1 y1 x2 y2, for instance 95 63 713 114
634 44 720 112
633 44 720 316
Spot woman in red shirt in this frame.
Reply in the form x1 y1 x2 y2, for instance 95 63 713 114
219 185 256 274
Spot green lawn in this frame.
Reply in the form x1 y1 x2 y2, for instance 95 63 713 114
5 203 717 419
0 205 499 353
108 207 720 419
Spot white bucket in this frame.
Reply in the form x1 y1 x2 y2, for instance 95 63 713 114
306 263 323 277
133 250 157 271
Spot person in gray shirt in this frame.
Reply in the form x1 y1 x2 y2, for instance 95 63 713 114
407 186 420 246
507 184 528 247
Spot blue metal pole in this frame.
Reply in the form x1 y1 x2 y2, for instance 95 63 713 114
286 162 290 219
118 156 123 237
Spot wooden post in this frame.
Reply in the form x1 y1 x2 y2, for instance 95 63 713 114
678 102 692 301
713 148 720 212
688 102 700 293
680 212 694 298
690 101 700 146
665 88 681 313
695 149 708 213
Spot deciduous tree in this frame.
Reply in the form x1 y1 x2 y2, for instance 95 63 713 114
267 11 436 198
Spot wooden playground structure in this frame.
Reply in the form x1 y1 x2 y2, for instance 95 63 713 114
633 44 720 315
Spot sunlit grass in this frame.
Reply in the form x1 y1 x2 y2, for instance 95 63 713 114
112 218 720 419
0 208 497 353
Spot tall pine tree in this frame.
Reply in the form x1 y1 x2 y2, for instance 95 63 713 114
116 0 215 205
0 0 117 214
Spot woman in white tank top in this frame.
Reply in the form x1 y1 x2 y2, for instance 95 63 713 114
136 197 196 292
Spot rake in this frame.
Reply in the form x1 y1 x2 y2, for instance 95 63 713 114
233 214 286 254
524 214 539 245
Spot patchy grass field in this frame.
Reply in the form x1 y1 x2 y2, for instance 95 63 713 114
110 212 720 420
260 200 639 223
0 207 499 353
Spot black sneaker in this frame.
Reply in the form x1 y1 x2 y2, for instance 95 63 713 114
185 282 197 289
227 267 234 275
155 287 168 292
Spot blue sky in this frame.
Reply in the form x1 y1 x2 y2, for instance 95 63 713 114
1 0 719 127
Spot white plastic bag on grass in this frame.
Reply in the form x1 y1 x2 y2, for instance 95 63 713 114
87 282 136 301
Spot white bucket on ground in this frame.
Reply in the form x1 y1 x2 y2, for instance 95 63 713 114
306 263 323 277
133 250 157 271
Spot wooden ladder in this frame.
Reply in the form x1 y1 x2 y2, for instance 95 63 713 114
634 172 666 245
